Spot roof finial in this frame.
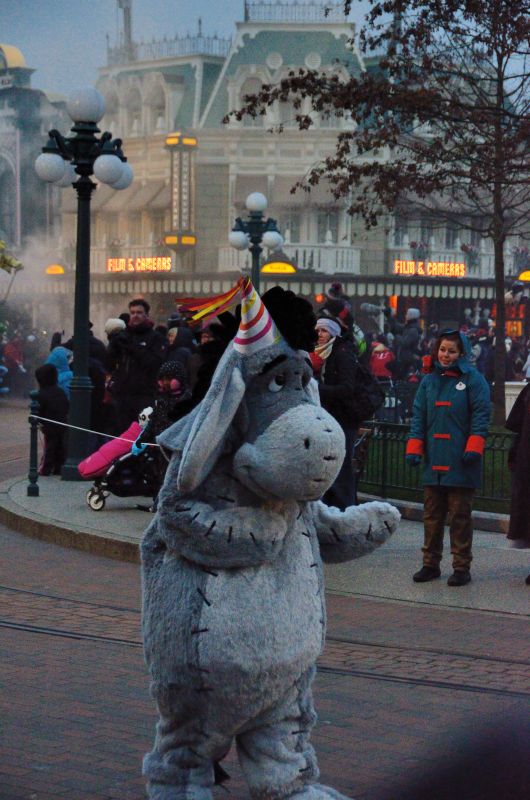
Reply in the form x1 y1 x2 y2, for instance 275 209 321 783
198 17 202 37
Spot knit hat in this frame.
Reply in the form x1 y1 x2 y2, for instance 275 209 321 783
316 318 341 338
326 282 344 300
406 308 420 322
104 318 126 335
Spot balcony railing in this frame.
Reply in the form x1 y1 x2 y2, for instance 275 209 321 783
218 243 360 275
107 33 231 66
244 1 347 23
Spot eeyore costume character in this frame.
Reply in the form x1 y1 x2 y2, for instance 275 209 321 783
141 279 400 800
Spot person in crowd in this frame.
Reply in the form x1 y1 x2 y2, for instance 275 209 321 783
164 327 192 373
104 318 126 340
45 346 73 399
369 335 395 380
319 281 367 359
106 298 167 431
310 317 359 509
35 363 69 476
63 321 107 367
406 329 490 586
3 331 26 396
188 314 238 404
505 382 530 585
387 307 423 379
132 360 193 505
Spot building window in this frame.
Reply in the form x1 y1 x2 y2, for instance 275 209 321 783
445 222 458 249
317 211 339 244
240 78 263 128
393 218 408 247
279 100 297 129
470 227 482 249
283 212 301 243
420 220 433 245
129 213 142 244
150 213 165 245
106 214 119 244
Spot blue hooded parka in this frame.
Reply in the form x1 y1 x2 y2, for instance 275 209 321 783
406 332 491 488
45 346 73 399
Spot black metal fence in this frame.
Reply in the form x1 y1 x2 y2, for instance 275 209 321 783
358 422 515 514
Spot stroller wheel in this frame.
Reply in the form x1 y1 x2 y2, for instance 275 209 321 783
87 489 105 511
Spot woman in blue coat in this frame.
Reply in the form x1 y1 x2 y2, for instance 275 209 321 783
405 330 490 586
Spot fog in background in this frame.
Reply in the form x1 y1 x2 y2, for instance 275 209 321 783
1 1 369 97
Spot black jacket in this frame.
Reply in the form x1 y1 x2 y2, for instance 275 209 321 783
106 321 166 399
318 338 358 429
36 385 69 435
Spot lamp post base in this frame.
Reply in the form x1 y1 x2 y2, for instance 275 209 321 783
61 459 85 481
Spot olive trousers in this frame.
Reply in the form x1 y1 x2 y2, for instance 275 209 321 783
422 486 475 572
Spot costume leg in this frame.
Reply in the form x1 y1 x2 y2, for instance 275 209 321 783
143 681 231 800
236 668 351 800
422 486 448 567
447 487 475 571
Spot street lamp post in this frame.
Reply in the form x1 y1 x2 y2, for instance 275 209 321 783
229 192 283 293
35 87 133 480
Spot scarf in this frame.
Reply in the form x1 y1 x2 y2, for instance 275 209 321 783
310 337 336 375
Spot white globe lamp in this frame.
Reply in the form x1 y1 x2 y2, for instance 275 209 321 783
262 230 284 251
66 87 105 123
55 163 78 187
93 155 125 185
109 161 133 190
245 192 268 213
229 230 250 251
35 152 67 183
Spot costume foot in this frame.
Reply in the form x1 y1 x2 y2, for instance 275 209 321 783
147 782 213 800
288 784 352 800
413 565 441 583
447 570 471 586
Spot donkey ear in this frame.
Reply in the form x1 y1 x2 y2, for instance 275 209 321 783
177 350 246 494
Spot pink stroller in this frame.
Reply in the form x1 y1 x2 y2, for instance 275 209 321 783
78 421 158 511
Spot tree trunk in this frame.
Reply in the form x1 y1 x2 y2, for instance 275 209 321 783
492 234 506 426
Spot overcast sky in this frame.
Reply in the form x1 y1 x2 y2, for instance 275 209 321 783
1 1 369 97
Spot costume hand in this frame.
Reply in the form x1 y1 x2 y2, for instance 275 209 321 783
462 451 481 465
406 454 421 467
131 441 148 456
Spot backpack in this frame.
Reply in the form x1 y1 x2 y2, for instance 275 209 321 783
348 360 386 423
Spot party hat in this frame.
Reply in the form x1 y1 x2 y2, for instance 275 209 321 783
233 278 282 355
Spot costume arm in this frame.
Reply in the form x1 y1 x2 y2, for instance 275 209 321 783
311 499 400 563
155 499 288 568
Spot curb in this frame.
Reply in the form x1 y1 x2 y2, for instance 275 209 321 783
0 480 140 564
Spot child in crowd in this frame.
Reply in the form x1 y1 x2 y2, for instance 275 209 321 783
35 363 69 476
406 330 490 586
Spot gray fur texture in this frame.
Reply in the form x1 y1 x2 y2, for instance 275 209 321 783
142 342 400 799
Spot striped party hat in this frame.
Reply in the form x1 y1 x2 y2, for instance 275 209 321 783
233 278 283 355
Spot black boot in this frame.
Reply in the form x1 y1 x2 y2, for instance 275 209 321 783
413 565 441 583
447 570 471 586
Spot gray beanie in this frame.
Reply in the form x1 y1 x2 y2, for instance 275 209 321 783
104 318 126 335
405 308 420 321
316 318 341 338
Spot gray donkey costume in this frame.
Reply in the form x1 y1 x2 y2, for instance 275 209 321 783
141 281 400 800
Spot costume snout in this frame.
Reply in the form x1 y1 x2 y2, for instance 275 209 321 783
233 404 345 500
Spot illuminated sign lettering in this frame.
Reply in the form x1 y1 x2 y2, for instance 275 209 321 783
393 260 467 278
106 256 172 273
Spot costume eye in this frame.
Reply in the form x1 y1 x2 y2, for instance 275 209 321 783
268 374 286 392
